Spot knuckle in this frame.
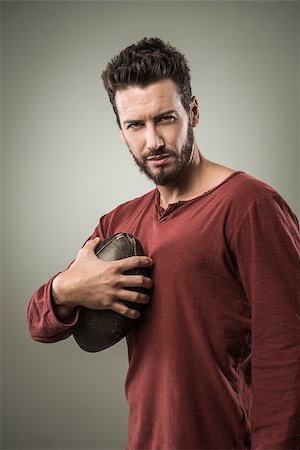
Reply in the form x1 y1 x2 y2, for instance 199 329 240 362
131 291 140 302
109 262 120 276
114 300 139 319
103 270 118 287
101 297 111 308
133 256 141 266
105 275 115 286
114 303 129 316
137 275 144 285
124 307 139 319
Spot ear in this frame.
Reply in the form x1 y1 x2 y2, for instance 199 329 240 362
189 96 200 127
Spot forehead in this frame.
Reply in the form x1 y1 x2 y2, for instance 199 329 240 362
115 79 185 119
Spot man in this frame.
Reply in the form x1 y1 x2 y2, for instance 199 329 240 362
27 37 300 449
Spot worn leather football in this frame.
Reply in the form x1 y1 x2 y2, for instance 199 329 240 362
72 232 151 352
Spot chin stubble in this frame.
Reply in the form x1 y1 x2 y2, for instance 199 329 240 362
128 125 194 186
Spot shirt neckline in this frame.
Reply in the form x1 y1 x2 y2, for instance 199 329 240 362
155 171 244 218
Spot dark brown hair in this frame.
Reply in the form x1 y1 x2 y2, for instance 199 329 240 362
101 37 192 127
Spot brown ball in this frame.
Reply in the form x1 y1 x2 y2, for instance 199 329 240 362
72 232 151 352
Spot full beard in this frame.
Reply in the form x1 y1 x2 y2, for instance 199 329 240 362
128 125 194 186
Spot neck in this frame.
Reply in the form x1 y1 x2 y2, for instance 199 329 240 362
157 144 236 209
157 143 204 209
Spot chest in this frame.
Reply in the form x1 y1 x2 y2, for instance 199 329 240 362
107 199 236 279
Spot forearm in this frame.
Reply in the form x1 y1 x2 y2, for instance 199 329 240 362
51 273 78 322
251 336 300 448
27 274 79 343
233 194 300 448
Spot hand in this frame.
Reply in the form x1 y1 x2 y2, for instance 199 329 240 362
52 237 153 319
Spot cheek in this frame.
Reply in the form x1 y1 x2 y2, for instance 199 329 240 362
123 133 144 156
168 123 188 148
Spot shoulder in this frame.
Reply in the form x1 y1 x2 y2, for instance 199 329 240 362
98 189 156 234
222 171 297 218
221 172 299 233
223 172 280 205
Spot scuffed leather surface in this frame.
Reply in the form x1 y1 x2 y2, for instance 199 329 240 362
73 233 150 352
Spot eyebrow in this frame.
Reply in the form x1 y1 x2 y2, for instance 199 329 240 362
123 109 178 125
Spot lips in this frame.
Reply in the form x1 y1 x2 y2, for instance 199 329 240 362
147 154 171 161
146 154 172 167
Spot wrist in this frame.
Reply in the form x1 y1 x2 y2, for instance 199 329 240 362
52 273 77 308
52 273 66 305
51 274 77 321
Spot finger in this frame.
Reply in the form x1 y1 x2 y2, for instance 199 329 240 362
118 289 150 304
77 237 102 260
83 236 101 251
114 255 153 272
111 302 140 320
118 274 153 290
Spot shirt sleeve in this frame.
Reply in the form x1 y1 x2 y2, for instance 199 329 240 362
27 227 102 343
232 194 300 449
27 273 81 343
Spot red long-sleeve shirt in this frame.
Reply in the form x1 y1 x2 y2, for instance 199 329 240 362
27 172 300 449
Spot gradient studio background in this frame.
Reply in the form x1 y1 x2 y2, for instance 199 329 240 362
1 1 299 449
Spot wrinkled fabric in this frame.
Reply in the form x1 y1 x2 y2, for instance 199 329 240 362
27 172 300 449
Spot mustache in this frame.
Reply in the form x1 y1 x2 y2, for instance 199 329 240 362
142 146 177 161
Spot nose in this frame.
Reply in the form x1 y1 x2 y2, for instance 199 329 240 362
146 124 164 151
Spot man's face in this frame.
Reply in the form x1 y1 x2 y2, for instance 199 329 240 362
115 79 197 186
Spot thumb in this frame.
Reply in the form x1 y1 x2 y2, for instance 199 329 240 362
82 236 101 252
74 236 101 262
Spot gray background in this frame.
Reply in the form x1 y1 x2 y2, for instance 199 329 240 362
1 1 299 449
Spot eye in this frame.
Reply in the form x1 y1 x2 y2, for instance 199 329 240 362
159 115 175 123
126 122 144 130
